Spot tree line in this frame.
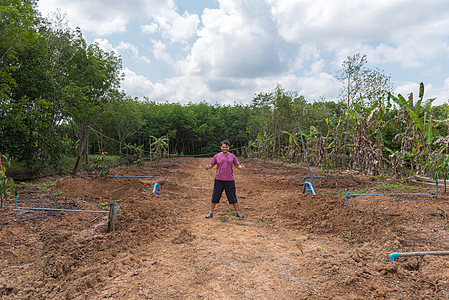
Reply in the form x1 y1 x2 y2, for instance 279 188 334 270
1 0 448 182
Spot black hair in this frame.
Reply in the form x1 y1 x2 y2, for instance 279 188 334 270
220 140 230 146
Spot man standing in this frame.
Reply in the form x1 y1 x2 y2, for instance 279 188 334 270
205 140 244 218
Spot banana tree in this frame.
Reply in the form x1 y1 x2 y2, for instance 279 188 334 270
255 132 273 159
430 138 449 193
150 136 169 160
325 114 348 169
345 99 388 175
281 130 300 163
389 82 437 174
125 143 145 166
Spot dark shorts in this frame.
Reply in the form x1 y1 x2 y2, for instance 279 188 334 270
211 179 237 204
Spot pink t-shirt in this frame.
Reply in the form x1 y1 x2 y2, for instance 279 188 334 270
210 152 239 181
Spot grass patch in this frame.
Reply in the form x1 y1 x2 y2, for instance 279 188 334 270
377 183 421 190
51 190 63 196
222 210 236 216
219 216 229 223
21 180 58 191
337 181 422 198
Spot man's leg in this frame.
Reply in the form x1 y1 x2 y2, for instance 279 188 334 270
224 181 243 217
207 180 224 218
210 202 217 214
232 202 240 214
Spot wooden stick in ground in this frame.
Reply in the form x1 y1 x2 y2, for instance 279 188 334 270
107 202 114 232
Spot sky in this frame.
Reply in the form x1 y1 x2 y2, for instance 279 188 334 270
37 0 449 106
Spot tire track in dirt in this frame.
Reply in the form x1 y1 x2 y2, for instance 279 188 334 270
90 158 338 299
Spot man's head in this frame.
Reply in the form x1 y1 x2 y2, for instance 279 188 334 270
220 140 230 154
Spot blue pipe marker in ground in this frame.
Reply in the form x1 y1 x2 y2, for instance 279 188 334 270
112 199 116 231
389 253 400 261
303 182 316 195
153 182 160 194
14 193 18 208
389 251 449 261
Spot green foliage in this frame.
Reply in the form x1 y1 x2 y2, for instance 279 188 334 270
150 136 169 160
429 142 449 192
90 152 109 176
0 154 16 207
125 143 145 166
336 53 392 106
0 2 122 174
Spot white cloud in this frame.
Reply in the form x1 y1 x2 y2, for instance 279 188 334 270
183 0 285 81
94 39 151 66
152 40 172 63
141 23 158 34
93 38 115 53
93 39 134 57
141 56 152 64
122 68 169 100
395 79 449 106
38 0 176 36
116 41 139 58
122 68 213 104
270 0 449 72
152 10 200 43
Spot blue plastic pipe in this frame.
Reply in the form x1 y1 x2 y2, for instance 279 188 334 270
6 198 116 230
345 193 432 210
389 251 449 261
7 206 110 214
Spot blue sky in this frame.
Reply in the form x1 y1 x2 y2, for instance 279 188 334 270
37 0 449 106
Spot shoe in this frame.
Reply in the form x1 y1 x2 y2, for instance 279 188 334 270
205 212 213 218
235 212 244 218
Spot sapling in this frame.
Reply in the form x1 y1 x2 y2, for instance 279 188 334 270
0 154 16 207
90 152 109 176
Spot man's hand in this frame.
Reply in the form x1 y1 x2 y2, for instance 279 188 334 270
236 164 245 170
205 163 213 170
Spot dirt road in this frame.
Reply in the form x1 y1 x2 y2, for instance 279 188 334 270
92 158 322 299
1 157 449 299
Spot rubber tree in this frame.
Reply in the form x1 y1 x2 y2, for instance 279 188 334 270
0 0 65 170
62 39 123 174
95 92 145 155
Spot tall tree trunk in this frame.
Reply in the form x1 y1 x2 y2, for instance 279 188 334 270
73 128 91 174
85 142 89 164
342 123 349 168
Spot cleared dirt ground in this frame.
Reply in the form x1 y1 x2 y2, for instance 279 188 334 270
1 157 449 299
